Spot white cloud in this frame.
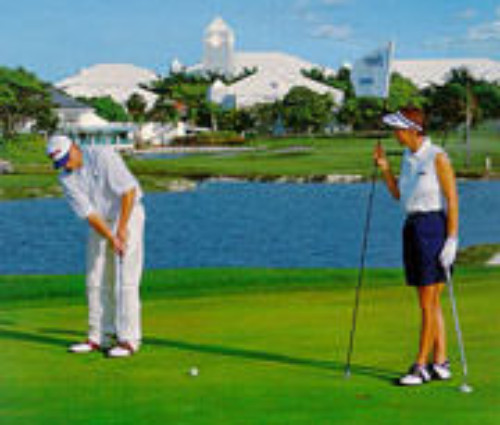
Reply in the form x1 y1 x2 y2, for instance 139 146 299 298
322 0 347 5
292 0 353 41
293 0 310 12
425 7 500 52
457 8 476 20
311 24 352 40
303 11 318 24
467 20 500 41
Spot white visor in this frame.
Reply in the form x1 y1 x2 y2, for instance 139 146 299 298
382 111 423 132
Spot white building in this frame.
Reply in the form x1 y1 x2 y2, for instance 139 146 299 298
208 79 236 108
57 63 158 107
203 17 236 76
209 52 343 108
392 58 500 89
50 87 95 128
170 58 185 74
50 88 135 149
199 18 343 108
54 17 500 119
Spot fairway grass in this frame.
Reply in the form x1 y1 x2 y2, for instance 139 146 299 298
2 126 499 200
0 268 498 425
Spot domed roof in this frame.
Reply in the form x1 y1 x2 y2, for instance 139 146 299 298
56 63 158 106
205 17 233 34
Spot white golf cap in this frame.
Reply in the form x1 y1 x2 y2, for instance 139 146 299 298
47 135 72 169
382 110 423 132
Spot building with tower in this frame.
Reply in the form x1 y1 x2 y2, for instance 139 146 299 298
203 17 236 76
55 17 500 114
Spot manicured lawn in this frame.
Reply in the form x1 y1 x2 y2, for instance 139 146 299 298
0 268 498 425
127 129 500 179
1 127 499 200
128 137 382 178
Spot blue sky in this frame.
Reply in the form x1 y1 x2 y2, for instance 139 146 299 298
1 0 499 82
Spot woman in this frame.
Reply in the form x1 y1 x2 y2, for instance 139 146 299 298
374 107 459 386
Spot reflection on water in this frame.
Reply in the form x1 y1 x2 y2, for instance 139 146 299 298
0 181 499 274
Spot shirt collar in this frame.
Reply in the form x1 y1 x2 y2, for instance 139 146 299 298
410 137 431 160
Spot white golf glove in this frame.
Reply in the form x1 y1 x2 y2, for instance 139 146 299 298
440 237 458 269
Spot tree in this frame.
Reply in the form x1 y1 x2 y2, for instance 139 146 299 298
333 72 425 131
336 95 385 131
474 82 500 120
248 102 281 135
330 67 355 99
423 83 466 137
0 67 57 138
140 68 263 129
282 86 335 134
126 93 148 123
387 73 426 111
302 66 355 100
147 97 178 123
212 106 256 133
422 68 480 149
78 96 129 122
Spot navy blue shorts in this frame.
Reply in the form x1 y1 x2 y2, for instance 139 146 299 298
403 211 447 287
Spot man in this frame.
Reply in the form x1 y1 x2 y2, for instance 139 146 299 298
47 135 145 358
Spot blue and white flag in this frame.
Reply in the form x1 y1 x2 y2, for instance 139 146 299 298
351 42 394 98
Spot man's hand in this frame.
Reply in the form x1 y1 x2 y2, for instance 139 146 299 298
115 188 135 257
110 235 125 257
88 213 125 256
116 226 129 253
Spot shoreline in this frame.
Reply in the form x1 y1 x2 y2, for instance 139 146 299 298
0 171 499 201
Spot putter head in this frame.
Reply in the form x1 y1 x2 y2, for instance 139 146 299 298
460 383 473 393
344 369 352 379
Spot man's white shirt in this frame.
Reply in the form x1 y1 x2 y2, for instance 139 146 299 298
59 147 142 222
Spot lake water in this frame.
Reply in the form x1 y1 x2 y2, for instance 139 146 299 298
0 181 499 275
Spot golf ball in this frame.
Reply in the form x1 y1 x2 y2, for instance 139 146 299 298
189 366 199 377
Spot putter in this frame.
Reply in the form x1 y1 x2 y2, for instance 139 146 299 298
345 161 378 378
116 253 124 337
445 268 473 393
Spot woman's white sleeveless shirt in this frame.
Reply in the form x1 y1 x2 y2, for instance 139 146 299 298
399 137 446 214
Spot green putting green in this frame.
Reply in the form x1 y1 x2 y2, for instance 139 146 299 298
0 268 498 425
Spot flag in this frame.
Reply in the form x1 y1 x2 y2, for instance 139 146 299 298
351 42 394 98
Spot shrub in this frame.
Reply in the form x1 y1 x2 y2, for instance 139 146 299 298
172 131 245 146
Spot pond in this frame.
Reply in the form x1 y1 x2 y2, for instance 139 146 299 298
0 181 499 274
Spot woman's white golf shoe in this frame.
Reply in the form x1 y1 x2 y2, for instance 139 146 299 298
431 361 452 380
399 364 432 386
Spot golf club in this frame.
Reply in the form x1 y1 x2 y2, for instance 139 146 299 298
445 268 473 393
116 253 124 337
345 157 378 378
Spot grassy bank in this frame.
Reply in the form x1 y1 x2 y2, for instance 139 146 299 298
0 135 60 199
128 128 500 181
0 127 499 200
0 267 498 425
0 266 498 305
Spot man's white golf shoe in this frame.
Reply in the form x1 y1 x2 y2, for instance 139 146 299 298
68 335 115 354
107 342 137 358
68 339 102 354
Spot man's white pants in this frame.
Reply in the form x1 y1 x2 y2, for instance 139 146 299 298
85 204 145 350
